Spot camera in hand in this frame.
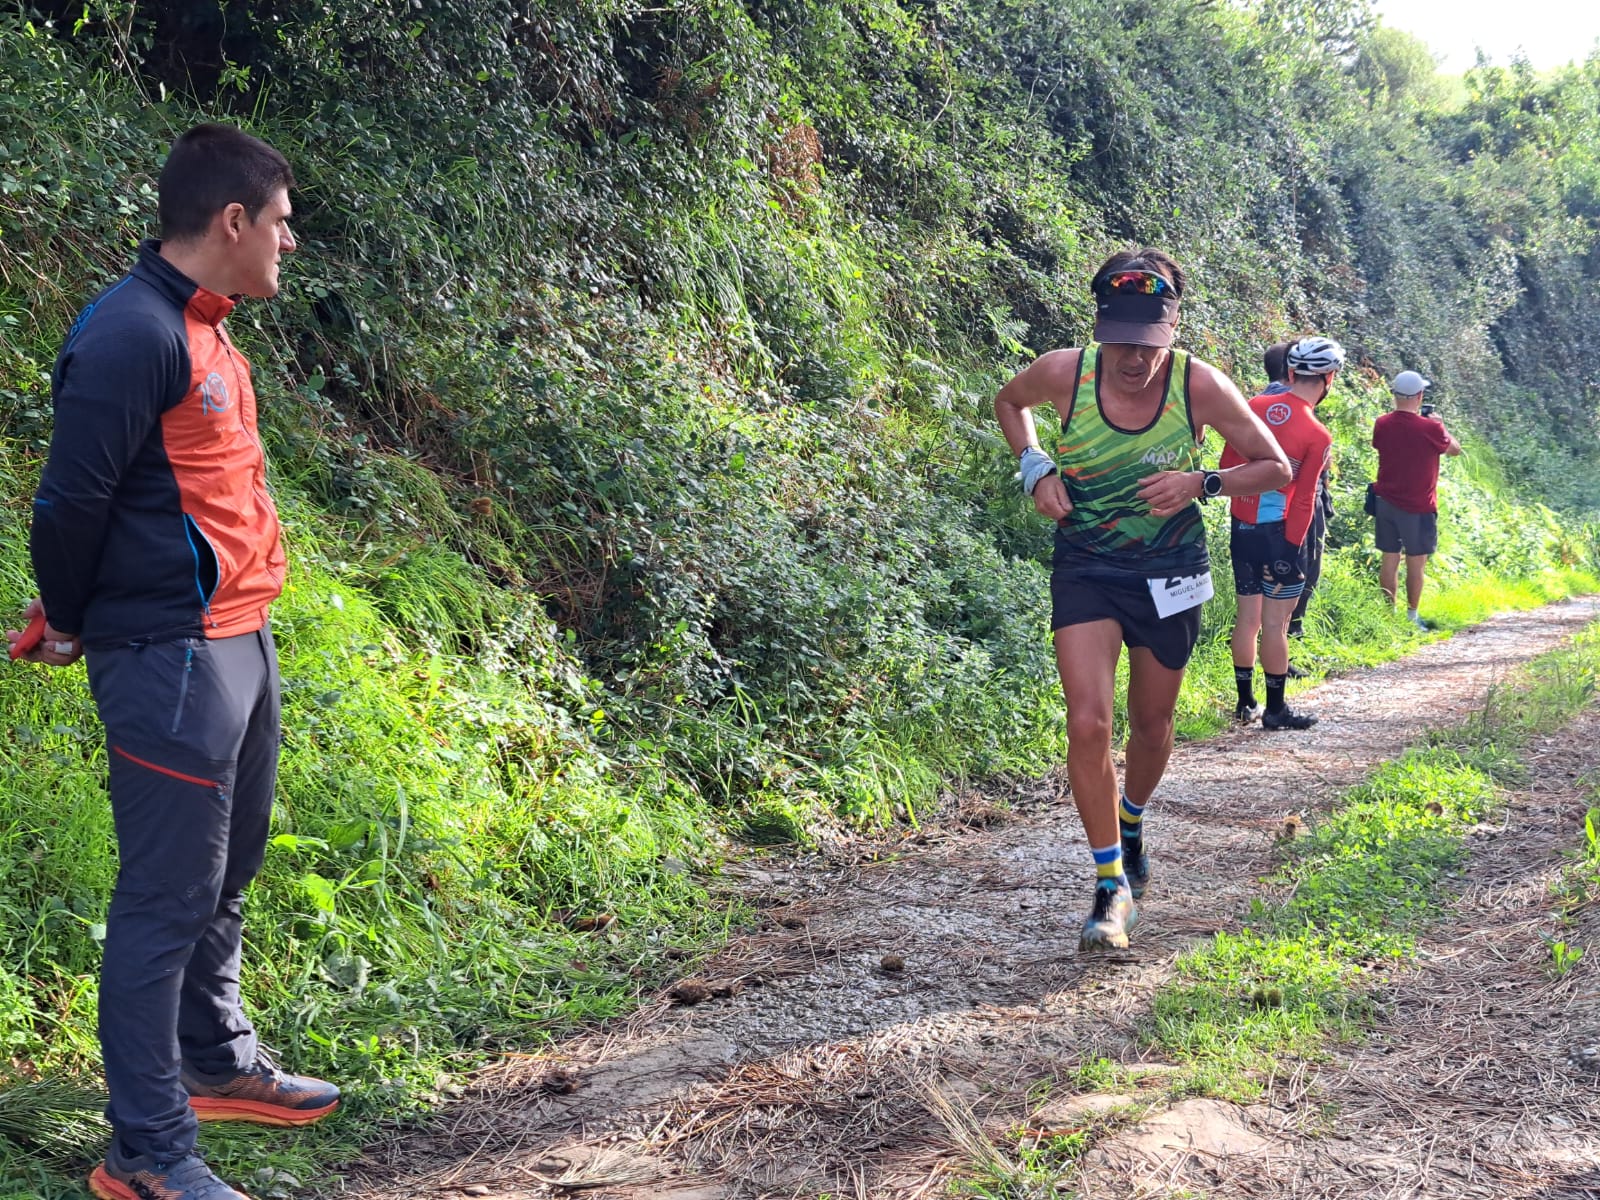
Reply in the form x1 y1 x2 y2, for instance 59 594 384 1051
1420 403 1436 417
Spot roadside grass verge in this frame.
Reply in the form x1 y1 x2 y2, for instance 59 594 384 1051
1550 708 1600 972
0 507 741 1198
1146 626 1600 1097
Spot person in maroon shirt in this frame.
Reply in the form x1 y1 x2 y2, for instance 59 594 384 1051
1372 370 1461 629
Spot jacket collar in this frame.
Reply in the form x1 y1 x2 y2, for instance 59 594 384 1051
133 239 237 327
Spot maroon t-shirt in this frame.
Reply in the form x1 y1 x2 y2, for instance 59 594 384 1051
1373 411 1453 514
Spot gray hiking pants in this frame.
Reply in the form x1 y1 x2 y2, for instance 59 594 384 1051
85 627 280 1159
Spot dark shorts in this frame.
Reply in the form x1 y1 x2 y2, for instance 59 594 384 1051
1374 496 1438 555
1050 569 1204 671
1230 519 1305 600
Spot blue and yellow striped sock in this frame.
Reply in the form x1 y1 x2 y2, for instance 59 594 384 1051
1091 842 1126 888
1119 792 1145 849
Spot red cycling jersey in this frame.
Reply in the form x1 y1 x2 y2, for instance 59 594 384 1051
1218 391 1332 547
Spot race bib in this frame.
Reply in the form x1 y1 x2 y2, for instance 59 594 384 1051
1148 571 1214 619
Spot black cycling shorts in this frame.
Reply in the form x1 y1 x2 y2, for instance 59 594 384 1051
1050 569 1204 671
1230 518 1305 600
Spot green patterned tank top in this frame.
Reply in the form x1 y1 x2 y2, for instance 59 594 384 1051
1052 343 1208 575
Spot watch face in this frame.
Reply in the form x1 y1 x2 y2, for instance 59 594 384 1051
1205 472 1223 496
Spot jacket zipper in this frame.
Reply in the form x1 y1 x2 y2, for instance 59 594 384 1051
182 514 219 629
212 323 282 605
214 327 261 450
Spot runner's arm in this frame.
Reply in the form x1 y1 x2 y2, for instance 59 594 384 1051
994 349 1080 523
1138 360 1290 517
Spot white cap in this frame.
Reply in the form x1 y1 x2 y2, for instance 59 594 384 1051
1391 369 1430 396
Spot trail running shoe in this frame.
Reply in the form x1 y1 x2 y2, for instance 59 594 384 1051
1410 613 1430 631
1234 700 1261 724
89 1145 248 1200
182 1049 340 1127
1285 662 1309 679
1079 880 1138 951
1262 705 1318 731
1122 839 1150 899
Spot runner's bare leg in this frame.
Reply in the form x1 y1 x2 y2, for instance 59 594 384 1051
1124 645 1185 807
1054 619 1124 848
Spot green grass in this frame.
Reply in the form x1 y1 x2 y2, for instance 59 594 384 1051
2 11 1599 1198
0 492 744 1194
1138 626 1600 1098
946 1129 1088 1200
1150 932 1368 1095
1560 805 1600 911
934 1079 1118 1200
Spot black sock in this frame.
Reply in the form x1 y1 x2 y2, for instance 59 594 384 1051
1265 672 1287 713
1234 666 1256 707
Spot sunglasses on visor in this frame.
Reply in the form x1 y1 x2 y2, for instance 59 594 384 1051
1099 270 1172 296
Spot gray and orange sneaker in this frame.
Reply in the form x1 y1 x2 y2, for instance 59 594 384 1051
1078 879 1138 951
88 1144 249 1200
181 1050 340 1127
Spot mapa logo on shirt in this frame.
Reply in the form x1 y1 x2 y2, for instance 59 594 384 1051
1265 402 1292 426
199 371 232 415
1140 446 1181 467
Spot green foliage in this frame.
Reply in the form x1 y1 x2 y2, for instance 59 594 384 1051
1543 935 1585 977
1272 755 1493 956
947 1125 1090 1200
1151 931 1365 1089
1 0 1600 1191
0 1077 105 1162
1560 804 1600 912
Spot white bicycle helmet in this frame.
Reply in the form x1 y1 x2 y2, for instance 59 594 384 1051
1286 336 1346 376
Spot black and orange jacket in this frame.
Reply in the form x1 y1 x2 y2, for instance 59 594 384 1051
30 240 285 648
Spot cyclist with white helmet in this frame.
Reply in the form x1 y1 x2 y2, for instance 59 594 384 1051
1221 335 1341 730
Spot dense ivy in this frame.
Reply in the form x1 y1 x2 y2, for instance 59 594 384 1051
3 0 1598 819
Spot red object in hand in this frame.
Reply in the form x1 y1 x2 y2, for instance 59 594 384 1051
9 612 47 660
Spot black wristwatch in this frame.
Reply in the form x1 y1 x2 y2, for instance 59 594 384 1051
1200 469 1224 501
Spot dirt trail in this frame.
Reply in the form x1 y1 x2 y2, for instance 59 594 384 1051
1074 706 1600 1200
345 597 1600 1200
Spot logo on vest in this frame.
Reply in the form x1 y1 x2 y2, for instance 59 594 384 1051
199 372 232 415
1265 402 1292 426
1140 447 1181 467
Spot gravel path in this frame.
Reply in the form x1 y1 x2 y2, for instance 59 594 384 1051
344 597 1600 1200
1077 703 1600 1200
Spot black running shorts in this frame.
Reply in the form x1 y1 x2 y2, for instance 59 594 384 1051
1050 569 1203 671
1230 518 1305 600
